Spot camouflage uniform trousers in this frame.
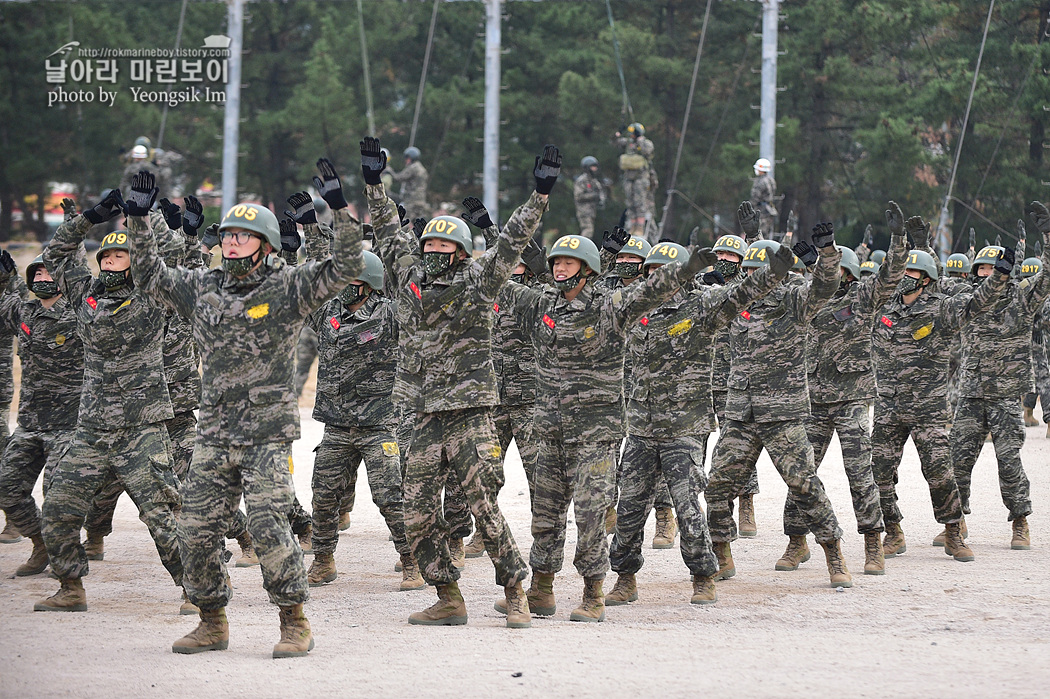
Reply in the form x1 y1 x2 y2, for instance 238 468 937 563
576 202 598 241
622 172 652 225
713 390 760 497
787 400 884 535
870 413 964 525
612 440 674 512
0 408 9 461
0 428 73 539
404 407 526 587
609 435 718 578
294 325 319 396
494 403 540 501
707 419 842 543
311 424 410 558
180 440 308 610
950 397 1032 521
41 424 183 584
530 439 618 579
1023 342 1050 419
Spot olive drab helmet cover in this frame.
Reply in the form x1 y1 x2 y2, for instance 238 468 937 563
219 203 281 250
642 242 688 274
548 234 601 275
741 239 781 269
945 253 972 276
418 215 473 256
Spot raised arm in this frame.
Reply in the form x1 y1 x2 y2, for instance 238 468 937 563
44 190 125 299
701 246 792 330
795 222 843 323
857 202 908 311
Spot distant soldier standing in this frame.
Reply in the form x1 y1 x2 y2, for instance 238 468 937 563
749 158 777 238
391 146 429 221
615 123 655 237
0 259 16 544
574 156 607 241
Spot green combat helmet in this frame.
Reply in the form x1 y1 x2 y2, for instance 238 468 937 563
945 253 971 278
615 236 652 278
870 250 887 266
96 229 134 290
627 123 645 138
219 202 281 250
973 245 1004 271
548 234 601 291
581 156 599 169
419 215 473 256
25 254 47 287
642 241 688 274
712 234 747 259
905 249 940 280
356 250 385 290
859 259 880 277
1020 257 1042 279
741 239 781 270
838 245 861 280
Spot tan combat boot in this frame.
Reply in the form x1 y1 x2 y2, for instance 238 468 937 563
180 589 200 616
449 537 466 571
409 582 468 626
714 541 736 580
503 582 531 629
775 535 811 571
400 556 426 591
932 518 967 547
83 531 104 561
298 525 313 555
273 604 314 658
307 552 337 586
820 539 853 588
495 572 556 616
34 577 87 612
943 521 974 562
0 519 21 544
172 607 229 654
16 534 49 577
234 531 259 567
464 531 487 559
605 573 639 605
652 508 678 549
338 512 351 531
1011 516 1031 550
738 494 758 538
863 532 885 575
605 505 617 534
1024 406 1039 427
690 574 717 606
569 577 606 623
883 521 906 557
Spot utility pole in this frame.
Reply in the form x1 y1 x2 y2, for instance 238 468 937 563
483 0 501 222
760 0 779 178
221 0 244 216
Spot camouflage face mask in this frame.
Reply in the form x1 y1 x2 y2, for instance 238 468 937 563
714 259 739 279
510 272 530 285
554 270 584 292
898 275 925 295
339 283 368 306
422 251 455 276
222 244 266 278
98 269 129 291
613 261 642 279
31 280 59 299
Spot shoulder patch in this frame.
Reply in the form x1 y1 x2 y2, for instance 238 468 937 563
668 318 693 337
246 303 269 319
912 323 933 340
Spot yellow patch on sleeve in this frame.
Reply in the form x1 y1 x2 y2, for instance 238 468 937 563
489 445 502 459
381 442 400 457
246 303 269 319
111 299 132 314
668 318 693 337
912 323 933 341
55 334 66 346
583 326 596 339
288 455 294 474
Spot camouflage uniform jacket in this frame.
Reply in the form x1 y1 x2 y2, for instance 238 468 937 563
0 277 18 418
807 233 908 404
162 222 204 414
128 207 363 445
502 260 698 444
616 136 655 178
392 161 429 208
0 274 84 431
573 172 606 208
725 247 842 423
871 271 1007 419
367 183 547 414
749 174 777 213
44 214 178 429
628 266 782 438
958 247 1050 399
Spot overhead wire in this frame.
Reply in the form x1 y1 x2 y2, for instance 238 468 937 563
605 0 634 122
409 0 441 148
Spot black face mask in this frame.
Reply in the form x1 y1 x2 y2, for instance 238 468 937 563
422 251 456 277
99 269 130 291
613 261 642 279
714 259 739 280
31 280 60 299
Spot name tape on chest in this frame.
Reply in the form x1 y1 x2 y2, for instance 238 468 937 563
668 318 693 337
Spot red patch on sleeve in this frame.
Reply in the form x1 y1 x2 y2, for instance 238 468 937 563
740 311 750 320
542 314 555 329
329 317 340 330
86 296 97 310
880 316 893 327
640 317 649 326
409 282 421 300
493 302 499 313
19 322 30 336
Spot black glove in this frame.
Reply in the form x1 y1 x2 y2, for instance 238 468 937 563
83 188 125 225
885 201 904 238
313 157 348 210
702 270 725 285
602 226 630 254
737 201 759 239
412 217 427 239
522 236 547 277
904 216 929 249
284 191 317 225
182 195 204 237
363 223 375 243
201 223 220 249
360 137 387 186
792 240 818 268
863 224 873 248
396 203 409 228
533 144 562 195
462 196 494 229
279 217 301 253
0 249 14 275
61 198 77 222
770 241 797 276
811 221 835 249
158 198 182 231
995 245 1015 276
1030 201 1050 237
125 170 159 217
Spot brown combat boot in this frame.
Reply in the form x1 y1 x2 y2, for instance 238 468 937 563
400 556 425 591
714 541 736 580
307 552 337 586
932 519 967 547
569 577 606 623
652 508 678 549
863 532 885 575
338 512 351 531
298 525 313 555
943 521 974 562
83 531 104 561
273 604 314 658
605 505 617 534
495 572 556 616
234 531 259 567
820 539 853 588
34 577 87 612
738 494 758 538
16 534 49 577
464 531 487 559
690 574 717 606
775 535 811 571
0 519 22 544
409 582 467 626
180 589 200 616
449 537 466 570
172 607 229 654
1011 516 1031 550
883 522 906 557
605 573 639 605
1024 407 1039 427
503 582 531 629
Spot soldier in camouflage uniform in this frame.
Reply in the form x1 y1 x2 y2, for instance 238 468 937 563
614 123 655 236
494 232 711 623
781 203 907 579
390 146 429 221
574 156 607 241
365 138 556 629
606 239 786 607
34 184 185 614
944 252 975 416
0 252 83 576
1026 291 1050 434
949 204 1050 552
705 225 852 589
0 259 18 544
1019 256 1046 426
870 214 1011 564
749 159 777 237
